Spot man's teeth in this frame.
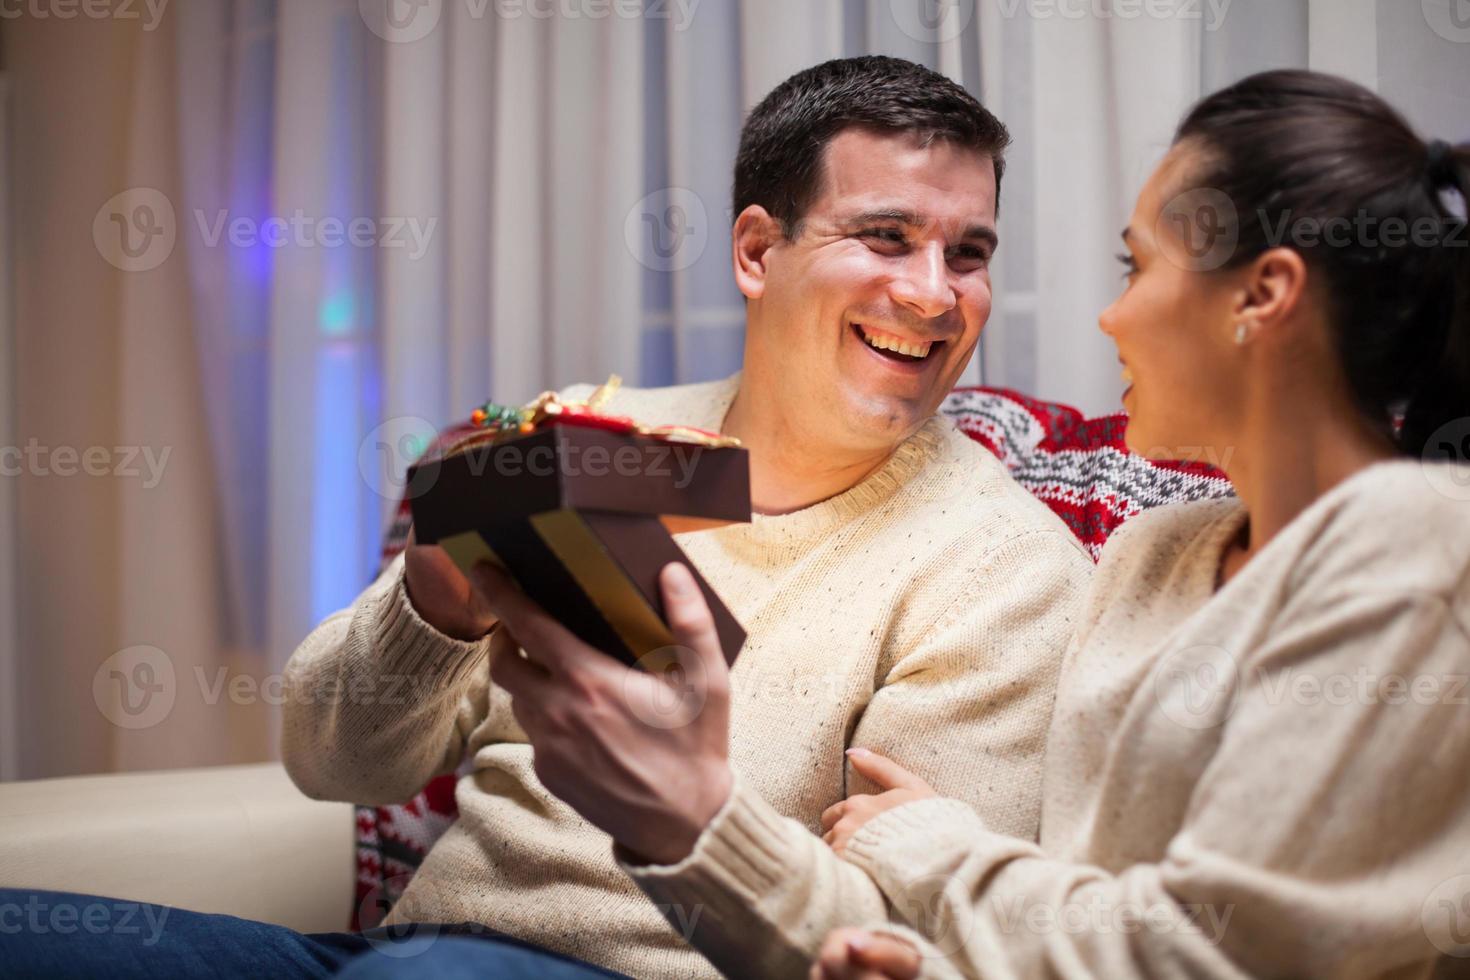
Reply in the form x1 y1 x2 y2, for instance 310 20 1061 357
859 327 932 359
1121 365 1134 384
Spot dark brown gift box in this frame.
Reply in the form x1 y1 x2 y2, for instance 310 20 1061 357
408 423 751 670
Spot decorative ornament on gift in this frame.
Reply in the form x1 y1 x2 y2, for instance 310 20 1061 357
458 376 740 452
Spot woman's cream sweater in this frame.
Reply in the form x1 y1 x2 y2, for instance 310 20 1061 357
847 460 1470 979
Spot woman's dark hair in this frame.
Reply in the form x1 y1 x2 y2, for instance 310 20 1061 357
1171 69 1470 457
733 56 1011 240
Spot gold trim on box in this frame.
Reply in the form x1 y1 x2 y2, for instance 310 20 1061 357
529 509 678 670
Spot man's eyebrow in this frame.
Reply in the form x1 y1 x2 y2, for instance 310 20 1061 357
840 209 999 248
841 208 923 227
1121 227 1134 243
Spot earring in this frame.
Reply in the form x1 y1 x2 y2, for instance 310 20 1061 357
1234 322 1249 346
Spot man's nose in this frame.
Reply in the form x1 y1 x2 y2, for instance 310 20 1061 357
889 243 956 320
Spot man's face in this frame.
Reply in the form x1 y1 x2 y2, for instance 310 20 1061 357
742 128 997 451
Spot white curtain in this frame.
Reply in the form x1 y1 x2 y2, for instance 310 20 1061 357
4 0 1467 776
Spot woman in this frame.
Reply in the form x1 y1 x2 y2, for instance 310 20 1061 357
812 70 1470 980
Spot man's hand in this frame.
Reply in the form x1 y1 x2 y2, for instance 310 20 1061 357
402 526 499 641
811 928 922 980
821 749 937 855
475 560 733 866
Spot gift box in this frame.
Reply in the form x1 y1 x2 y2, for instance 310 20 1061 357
408 382 751 670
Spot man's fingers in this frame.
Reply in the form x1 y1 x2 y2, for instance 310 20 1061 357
488 640 551 698
473 562 594 673
846 748 930 793
849 933 922 979
659 562 727 673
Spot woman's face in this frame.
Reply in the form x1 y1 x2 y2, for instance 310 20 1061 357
1099 147 1247 464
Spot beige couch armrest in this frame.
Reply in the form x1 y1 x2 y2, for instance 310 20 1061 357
0 763 354 934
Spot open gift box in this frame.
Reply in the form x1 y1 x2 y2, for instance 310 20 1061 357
406 380 752 670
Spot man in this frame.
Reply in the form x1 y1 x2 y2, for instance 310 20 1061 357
0 55 1088 980
281 55 1090 977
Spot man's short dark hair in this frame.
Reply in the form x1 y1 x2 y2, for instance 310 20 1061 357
732 55 1011 239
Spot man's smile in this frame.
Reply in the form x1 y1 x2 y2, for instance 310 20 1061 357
849 322 946 369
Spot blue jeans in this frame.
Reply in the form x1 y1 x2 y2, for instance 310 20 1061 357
0 889 626 980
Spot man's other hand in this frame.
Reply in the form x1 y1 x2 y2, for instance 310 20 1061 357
476 560 734 866
403 526 499 641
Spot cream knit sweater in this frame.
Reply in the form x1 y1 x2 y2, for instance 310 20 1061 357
282 374 1092 979
844 460 1470 980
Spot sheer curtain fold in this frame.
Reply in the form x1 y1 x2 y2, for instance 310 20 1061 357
1029 10 1202 416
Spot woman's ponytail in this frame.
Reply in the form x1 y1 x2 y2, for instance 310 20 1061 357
1400 141 1470 458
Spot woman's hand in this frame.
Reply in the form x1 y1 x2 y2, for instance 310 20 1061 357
810 927 921 980
821 748 937 855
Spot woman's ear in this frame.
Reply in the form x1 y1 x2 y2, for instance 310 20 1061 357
732 205 782 301
1234 246 1309 341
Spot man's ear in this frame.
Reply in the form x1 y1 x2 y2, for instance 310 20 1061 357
1233 246 1309 341
732 205 783 301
